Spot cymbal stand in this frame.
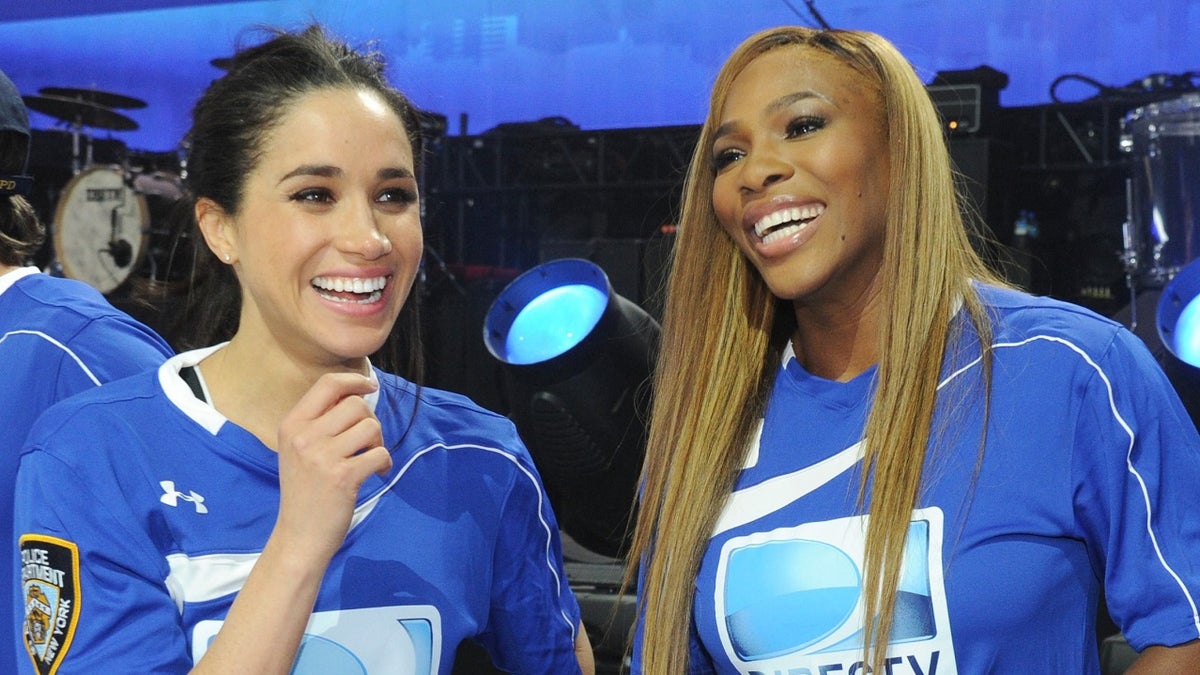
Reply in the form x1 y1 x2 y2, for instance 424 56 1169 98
1120 177 1140 330
66 119 91 175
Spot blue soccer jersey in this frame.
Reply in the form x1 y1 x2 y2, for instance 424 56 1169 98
1 267 172 674
635 284 1200 673
14 346 583 674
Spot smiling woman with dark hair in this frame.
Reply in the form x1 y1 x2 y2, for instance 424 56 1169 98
13 26 592 675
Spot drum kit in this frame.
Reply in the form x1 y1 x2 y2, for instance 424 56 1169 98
14 77 1200 320
1118 92 1200 364
22 86 184 295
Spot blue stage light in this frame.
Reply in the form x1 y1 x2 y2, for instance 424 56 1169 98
485 258 613 365
1158 260 1200 367
503 284 608 365
483 258 660 558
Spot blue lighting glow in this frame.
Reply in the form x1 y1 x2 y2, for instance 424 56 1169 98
1159 260 1200 369
503 284 608 365
2 3 1192 151
1170 295 1200 367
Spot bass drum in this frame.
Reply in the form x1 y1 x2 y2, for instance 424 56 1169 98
52 165 149 295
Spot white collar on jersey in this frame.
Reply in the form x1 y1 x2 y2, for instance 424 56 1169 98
0 265 39 296
158 344 381 435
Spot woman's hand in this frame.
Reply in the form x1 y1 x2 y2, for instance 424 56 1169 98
273 372 393 566
191 373 393 675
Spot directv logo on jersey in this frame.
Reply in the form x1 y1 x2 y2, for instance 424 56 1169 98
714 508 958 674
192 605 442 672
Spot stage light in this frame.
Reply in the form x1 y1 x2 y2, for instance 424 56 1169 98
1158 260 1200 367
483 258 659 559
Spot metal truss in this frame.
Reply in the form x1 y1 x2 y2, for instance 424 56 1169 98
423 125 698 268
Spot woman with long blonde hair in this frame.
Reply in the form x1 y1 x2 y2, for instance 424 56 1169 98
628 26 1200 673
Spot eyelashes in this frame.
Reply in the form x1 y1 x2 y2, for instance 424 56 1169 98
710 115 827 171
290 187 334 203
785 115 825 138
287 186 418 205
712 148 742 172
379 187 418 204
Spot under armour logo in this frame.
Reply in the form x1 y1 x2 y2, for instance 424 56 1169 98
159 480 209 514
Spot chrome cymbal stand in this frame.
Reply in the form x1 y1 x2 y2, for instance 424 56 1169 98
1120 177 1140 330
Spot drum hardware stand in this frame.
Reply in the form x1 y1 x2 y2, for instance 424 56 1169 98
1055 109 1096 165
417 148 465 298
106 204 133 269
66 121 91 175
1120 177 1140 330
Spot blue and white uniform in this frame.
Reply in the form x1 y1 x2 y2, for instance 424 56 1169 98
1 266 172 674
637 284 1200 673
15 345 583 674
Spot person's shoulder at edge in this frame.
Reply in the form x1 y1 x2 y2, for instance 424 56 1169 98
19 364 165 456
973 281 1126 350
8 271 116 314
5 271 170 345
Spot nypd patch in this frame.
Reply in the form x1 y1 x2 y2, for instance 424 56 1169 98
20 535 80 675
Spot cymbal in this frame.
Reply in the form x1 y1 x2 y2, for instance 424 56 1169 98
22 95 139 131
38 86 147 110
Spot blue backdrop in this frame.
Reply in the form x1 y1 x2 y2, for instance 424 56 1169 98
0 0 1196 152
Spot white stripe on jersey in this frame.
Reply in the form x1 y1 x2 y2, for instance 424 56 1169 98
165 551 258 612
366 442 577 640
965 335 1200 636
164 442 579 640
0 330 102 386
720 334 1200 637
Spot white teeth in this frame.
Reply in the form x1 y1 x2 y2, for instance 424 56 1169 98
312 275 388 294
753 204 825 238
318 290 383 304
761 224 804 245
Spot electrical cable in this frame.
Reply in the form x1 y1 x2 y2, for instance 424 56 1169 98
1050 71 1200 104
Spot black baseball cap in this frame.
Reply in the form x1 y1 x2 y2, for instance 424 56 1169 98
0 68 29 138
0 67 32 195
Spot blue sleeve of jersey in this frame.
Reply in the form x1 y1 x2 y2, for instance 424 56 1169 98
0 313 169 443
57 314 172 395
475 452 583 673
14 447 190 674
1072 328 1200 651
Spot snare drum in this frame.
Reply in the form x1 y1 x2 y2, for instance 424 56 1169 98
1119 92 1200 286
52 165 149 294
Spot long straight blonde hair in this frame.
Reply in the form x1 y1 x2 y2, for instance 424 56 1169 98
627 26 1003 674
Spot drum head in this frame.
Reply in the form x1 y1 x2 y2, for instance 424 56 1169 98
52 166 149 294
